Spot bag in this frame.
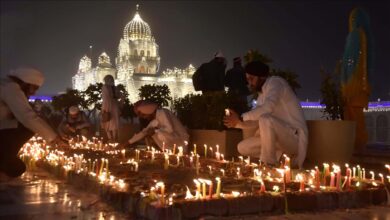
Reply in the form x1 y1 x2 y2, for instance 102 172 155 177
101 111 111 123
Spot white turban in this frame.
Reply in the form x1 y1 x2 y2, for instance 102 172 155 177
10 67 44 87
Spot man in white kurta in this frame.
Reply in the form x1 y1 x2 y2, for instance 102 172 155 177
101 74 121 142
127 101 189 152
0 67 66 179
224 61 308 168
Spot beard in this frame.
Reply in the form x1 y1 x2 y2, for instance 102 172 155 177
249 79 265 93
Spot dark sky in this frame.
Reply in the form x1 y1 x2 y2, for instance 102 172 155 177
1 0 389 101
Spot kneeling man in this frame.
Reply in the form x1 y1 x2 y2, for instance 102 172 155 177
127 100 189 152
224 61 308 168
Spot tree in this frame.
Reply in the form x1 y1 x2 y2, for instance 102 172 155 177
138 84 172 107
320 63 344 120
51 88 85 114
83 83 103 115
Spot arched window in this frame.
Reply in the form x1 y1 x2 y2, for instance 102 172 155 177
140 50 144 56
365 115 374 142
376 115 388 142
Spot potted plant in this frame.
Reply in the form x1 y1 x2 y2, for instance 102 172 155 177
174 91 249 158
305 64 356 164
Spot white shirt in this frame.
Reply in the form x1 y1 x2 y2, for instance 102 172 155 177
0 78 57 142
241 76 308 166
129 108 189 145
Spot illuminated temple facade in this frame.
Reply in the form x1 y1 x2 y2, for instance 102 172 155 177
72 5 195 102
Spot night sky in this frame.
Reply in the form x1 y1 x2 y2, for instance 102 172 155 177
1 0 389 101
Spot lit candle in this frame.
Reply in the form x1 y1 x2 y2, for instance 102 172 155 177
134 162 138 172
215 177 221 198
352 167 356 178
236 167 241 179
297 174 304 192
164 154 169 170
205 179 213 199
379 173 384 183
357 165 361 179
220 168 225 177
362 168 366 180
194 179 201 199
178 146 183 156
283 154 290 167
176 155 180 166
173 144 177 155
204 144 207 158
105 158 109 175
196 154 200 175
193 144 197 155
345 164 351 188
208 165 212 175
330 172 335 187
245 156 250 166
285 166 291 183
156 182 165 206
221 154 225 162
162 142 165 153
385 164 390 173
99 158 105 176
209 147 213 158
199 179 206 199
238 156 243 164
336 167 341 191
370 171 375 180
135 149 140 162
121 149 126 159
215 152 220 161
151 149 155 161
225 109 230 116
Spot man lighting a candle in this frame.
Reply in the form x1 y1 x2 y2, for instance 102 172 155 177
223 61 308 168
125 100 189 152
0 67 67 181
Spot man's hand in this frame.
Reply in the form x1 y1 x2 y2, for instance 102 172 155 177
66 124 76 133
223 109 241 128
50 136 69 148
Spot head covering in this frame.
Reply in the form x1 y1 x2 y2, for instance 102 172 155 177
103 74 115 86
69 106 80 115
233 57 241 63
134 100 158 115
214 51 224 58
9 67 44 86
244 61 270 77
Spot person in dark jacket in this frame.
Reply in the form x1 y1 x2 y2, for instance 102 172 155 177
225 57 250 96
192 52 226 94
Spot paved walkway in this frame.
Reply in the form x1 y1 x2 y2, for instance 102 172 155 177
0 170 389 220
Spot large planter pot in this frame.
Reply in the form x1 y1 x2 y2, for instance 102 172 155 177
306 120 356 165
189 129 243 158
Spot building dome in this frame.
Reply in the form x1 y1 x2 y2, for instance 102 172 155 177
123 5 152 41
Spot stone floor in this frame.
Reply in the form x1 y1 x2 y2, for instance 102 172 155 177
0 169 389 220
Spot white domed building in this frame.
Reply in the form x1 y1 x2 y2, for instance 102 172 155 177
73 5 196 102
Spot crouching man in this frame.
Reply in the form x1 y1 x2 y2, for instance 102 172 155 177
126 100 189 152
224 61 308 168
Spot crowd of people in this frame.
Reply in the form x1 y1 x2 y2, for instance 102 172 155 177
0 54 308 181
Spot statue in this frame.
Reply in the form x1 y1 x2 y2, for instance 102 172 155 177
341 8 374 150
